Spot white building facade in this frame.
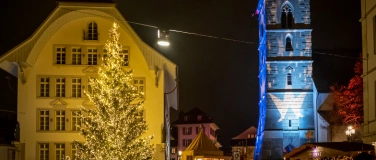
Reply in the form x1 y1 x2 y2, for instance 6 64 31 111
0 1 178 160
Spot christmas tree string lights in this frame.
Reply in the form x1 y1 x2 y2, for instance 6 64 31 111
73 22 154 160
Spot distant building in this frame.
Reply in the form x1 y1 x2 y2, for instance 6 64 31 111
360 0 376 146
0 1 178 159
231 126 257 160
172 108 221 156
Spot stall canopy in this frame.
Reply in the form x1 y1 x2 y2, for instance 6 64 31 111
182 126 231 160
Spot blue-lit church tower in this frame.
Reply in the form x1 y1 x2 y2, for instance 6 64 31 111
255 0 314 159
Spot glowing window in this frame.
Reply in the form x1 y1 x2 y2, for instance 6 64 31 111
287 73 292 85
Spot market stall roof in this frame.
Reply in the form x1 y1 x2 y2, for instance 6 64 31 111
185 127 221 153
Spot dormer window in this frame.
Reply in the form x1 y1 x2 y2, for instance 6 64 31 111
184 116 188 121
85 22 98 40
197 115 202 121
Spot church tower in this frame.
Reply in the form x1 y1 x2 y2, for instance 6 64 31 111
255 0 314 159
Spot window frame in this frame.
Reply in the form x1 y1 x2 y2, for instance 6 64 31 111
38 143 49 160
87 47 98 65
71 110 81 131
55 46 66 65
87 21 98 40
71 47 82 65
55 110 66 131
133 77 146 99
71 78 82 98
38 110 50 131
39 77 50 97
55 77 66 97
55 143 65 160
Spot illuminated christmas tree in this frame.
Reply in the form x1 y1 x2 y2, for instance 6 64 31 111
73 22 154 160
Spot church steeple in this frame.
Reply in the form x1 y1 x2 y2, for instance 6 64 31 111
255 0 314 159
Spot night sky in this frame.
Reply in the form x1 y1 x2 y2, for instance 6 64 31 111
0 0 361 151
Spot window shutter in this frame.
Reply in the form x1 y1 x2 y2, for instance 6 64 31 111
183 127 186 135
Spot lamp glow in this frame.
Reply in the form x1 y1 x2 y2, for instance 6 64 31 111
157 29 170 46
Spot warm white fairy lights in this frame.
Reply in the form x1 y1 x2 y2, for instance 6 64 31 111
73 22 154 160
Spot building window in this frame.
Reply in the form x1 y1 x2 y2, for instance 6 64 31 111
133 78 145 98
72 144 77 160
56 47 66 64
87 48 98 65
184 116 188 121
285 37 293 51
39 77 50 97
287 73 292 85
55 110 65 131
183 139 192 147
55 144 65 160
87 22 98 40
71 78 82 97
72 47 82 65
171 147 176 154
289 120 292 127
120 49 130 66
281 4 293 28
71 111 81 131
39 143 49 160
55 78 66 97
39 110 50 131
197 115 202 121
182 127 192 135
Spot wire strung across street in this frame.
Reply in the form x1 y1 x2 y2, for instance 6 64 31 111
60 8 364 60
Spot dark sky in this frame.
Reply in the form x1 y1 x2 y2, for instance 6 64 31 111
0 0 361 150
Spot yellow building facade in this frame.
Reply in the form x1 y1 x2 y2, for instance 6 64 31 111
0 1 177 160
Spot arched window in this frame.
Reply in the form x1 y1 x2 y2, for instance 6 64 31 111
281 4 294 28
87 22 98 40
287 73 292 85
285 37 293 51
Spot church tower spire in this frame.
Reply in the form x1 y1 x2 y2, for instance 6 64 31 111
255 0 314 159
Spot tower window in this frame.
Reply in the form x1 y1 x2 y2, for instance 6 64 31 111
285 37 293 51
287 73 292 85
281 4 294 28
289 120 291 127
